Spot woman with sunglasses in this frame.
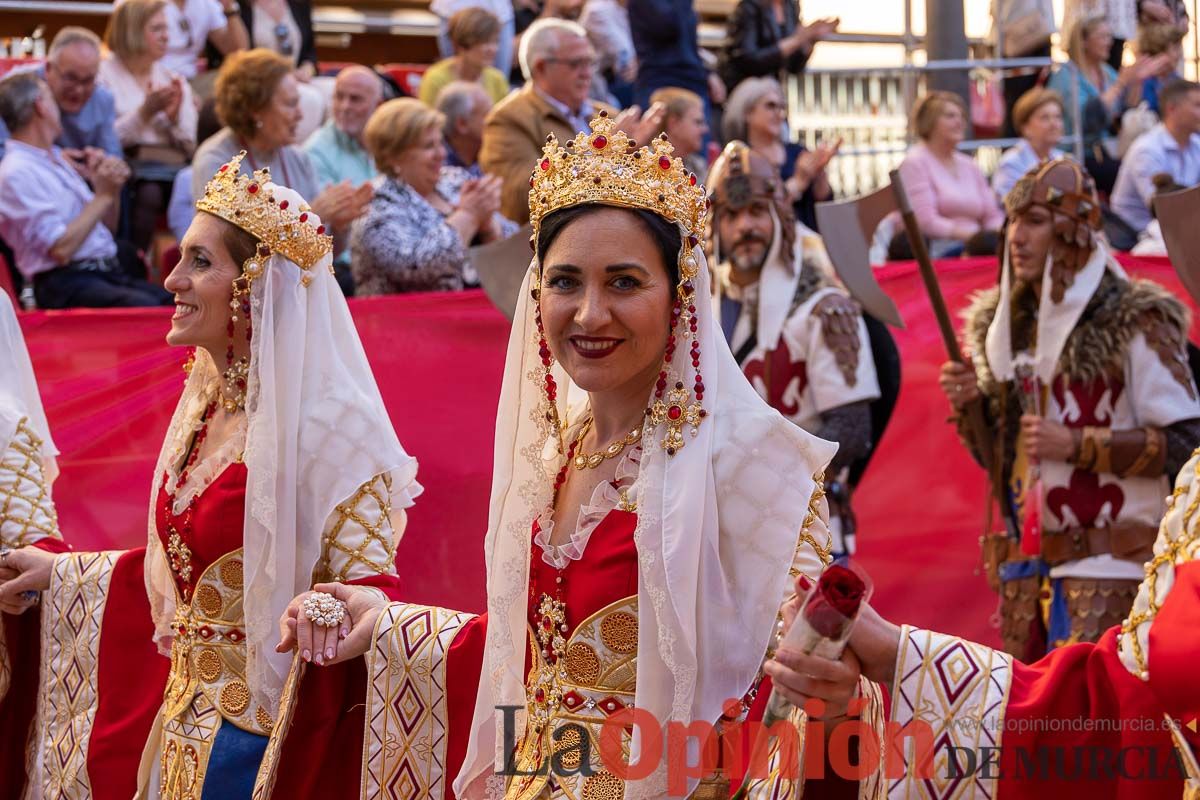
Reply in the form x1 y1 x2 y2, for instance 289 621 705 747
721 76 838 233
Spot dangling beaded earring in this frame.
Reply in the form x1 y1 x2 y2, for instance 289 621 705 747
531 272 565 453
647 234 706 455
220 249 264 413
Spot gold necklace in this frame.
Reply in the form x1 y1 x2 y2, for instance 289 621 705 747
571 416 643 470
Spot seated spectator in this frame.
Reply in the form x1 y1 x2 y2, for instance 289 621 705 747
137 0 247 80
431 0 514 74
0 72 170 308
893 91 1003 258
305 65 382 190
649 86 708 181
1133 23 1185 115
209 0 324 140
581 0 636 106
193 49 371 254
352 98 518 295
0 27 121 160
718 0 836 92
437 80 492 176
481 18 642 223
1047 14 1165 193
101 0 198 252
992 87 1067 200
722 76 835 231
1111 79 1200 234
420 8 511 107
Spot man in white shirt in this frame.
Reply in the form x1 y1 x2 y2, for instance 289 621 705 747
1111 79 1200 233
0 72 170 309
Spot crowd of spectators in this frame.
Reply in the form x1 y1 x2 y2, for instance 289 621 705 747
0 0 1198 309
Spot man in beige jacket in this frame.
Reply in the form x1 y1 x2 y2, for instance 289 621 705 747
480 17 661 223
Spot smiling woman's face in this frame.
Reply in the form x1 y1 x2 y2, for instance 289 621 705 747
163 213 246 352
539 207 674 399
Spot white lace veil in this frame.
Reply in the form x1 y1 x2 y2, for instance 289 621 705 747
143 173 422 718
0 292 58 483
453 208 836 798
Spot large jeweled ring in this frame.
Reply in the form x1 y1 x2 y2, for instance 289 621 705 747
302 592 346 628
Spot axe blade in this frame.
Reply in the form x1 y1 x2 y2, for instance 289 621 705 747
815 184 905 328
1153 185 1200 308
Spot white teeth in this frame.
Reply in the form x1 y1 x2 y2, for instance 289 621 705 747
574 339 615 351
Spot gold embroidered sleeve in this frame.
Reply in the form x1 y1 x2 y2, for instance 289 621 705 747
315 473 398 582
0 417 61 548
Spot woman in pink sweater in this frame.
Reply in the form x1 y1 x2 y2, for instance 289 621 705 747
891 91 1004 259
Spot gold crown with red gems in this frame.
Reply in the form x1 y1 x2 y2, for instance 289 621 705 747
527 112 708 245
196 152 333 272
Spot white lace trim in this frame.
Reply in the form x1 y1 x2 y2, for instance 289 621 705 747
163 411 249 515
534 445 641 569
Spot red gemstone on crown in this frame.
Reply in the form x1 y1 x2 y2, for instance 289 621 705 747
535 688 546 703
689 173 697 186
316 225 326 235
299 213 308 222
279 200 289 210
258 244 270 257
667 405 682 420
592 135 608 149
658 155 671 170
247 183 259 194
540 158 550 171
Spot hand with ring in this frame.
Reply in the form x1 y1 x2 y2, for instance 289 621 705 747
0 546 56 615
938 359 980 411
277 583 389 666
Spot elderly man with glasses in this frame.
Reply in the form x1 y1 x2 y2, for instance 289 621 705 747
0 27 121 165
479 17 663 223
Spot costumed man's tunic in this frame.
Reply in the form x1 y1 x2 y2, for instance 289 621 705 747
707 141 881 556
958 159 1200 660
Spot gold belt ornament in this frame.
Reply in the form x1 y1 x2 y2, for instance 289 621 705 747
508 596 638 800
163 548 275 735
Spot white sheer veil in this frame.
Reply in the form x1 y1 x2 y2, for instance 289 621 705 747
0 292 58 483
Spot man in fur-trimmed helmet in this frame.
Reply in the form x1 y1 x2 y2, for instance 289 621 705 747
706 140 881 557
940 158 1200 661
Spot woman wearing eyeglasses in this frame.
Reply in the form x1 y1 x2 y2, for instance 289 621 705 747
721 76 838 233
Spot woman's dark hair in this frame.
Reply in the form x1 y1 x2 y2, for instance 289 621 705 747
198 211 260 270
536 204 682 289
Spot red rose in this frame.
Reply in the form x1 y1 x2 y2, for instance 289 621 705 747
801 565 867 640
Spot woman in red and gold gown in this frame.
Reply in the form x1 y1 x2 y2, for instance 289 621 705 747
0 156 421 800
273 115 891 800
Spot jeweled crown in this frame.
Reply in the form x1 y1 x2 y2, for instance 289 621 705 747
527 113 708 242
196 152 333 271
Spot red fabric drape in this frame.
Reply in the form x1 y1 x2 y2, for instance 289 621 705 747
19 255 1200 649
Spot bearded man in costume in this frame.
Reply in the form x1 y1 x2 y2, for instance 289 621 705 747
706 140 882 556
940 158 1200 661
